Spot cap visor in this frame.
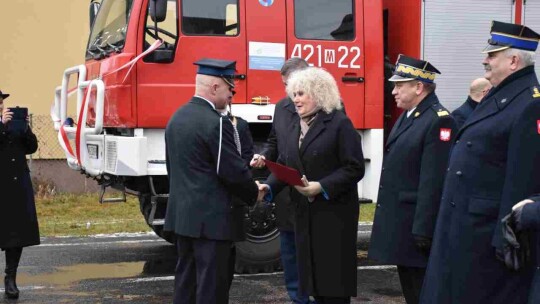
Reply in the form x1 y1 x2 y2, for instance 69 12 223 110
388 75 415 82
1 94 9 99
482 44 510 53
222 77 235 88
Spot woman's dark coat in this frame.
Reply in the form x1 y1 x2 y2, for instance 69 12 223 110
0 122 39 248
267 110 365 297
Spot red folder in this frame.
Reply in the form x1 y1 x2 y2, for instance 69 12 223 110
264 160 305 186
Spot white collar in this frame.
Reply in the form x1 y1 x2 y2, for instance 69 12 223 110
195 95 216 110
407 107 417 118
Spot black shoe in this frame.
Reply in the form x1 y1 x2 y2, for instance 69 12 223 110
4 274 19 299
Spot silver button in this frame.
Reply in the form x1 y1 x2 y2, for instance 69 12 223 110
456 171 463 176
13 177 17 181
11 159 15 162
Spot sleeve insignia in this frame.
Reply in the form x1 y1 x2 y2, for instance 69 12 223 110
437 110 449 117
533 87 540 98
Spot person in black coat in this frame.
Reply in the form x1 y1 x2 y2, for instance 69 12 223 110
368 55 457 304
164 59 259 304
259 67 365 304
420 21 540 304
511 196 540 304
0 91 39 300
451 77 491 128
250 57 312 304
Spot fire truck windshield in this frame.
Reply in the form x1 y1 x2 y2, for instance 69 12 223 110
86 0 134 60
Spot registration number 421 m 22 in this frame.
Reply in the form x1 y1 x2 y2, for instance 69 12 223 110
290 44 361 69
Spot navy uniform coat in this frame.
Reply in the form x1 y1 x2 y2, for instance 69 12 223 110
230 116 253 241
451 96 478 129
421 66 540 304
0 123 39 248
368 93 457 267
164 97 258 241
267 110 365 297
260 97 297 231
520 195 540 304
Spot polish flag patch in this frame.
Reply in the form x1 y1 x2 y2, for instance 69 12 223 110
440 128 451 142
537 120 540 134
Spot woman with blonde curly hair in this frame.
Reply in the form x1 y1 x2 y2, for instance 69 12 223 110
260 67 365 303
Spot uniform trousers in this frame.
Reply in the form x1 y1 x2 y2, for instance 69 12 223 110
397 265 425 304
174 235 232 304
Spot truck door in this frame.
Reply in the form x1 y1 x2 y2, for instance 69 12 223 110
286 0 365 128
136 0 246 127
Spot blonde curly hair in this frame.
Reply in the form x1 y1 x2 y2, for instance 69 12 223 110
285 67 342 114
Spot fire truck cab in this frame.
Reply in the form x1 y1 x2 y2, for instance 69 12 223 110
53 0 383 272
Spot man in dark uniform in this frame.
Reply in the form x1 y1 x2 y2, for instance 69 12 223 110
511 196 540 304
368 55 457 304
164 58 259 304
250 57 312 304
452 77 491 128
420 21 540 304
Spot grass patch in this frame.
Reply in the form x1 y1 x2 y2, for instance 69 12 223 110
35 192 376 237
36 193 151 237
359 202 376 222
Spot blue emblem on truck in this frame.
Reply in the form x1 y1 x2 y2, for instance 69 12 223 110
259 0 274 7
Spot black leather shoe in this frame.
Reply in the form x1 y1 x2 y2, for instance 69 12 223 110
4 274 19 299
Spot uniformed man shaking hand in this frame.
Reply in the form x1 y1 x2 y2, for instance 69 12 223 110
368 55 457 304
164 58 260 304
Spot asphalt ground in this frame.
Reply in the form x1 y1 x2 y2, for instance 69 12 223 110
0 225 405 303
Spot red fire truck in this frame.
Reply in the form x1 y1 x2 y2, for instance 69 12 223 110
52 0 536 272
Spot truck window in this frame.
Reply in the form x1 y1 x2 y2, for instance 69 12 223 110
181 0 239 36
143 0 179 63
86 0 134 60
294 0 354 41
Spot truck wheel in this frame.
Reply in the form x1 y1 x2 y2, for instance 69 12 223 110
139 195 175 244
234 170 283 274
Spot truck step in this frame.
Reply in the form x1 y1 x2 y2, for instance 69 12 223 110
99 184 127 204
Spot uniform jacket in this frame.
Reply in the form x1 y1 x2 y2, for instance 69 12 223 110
0 122 39 248
164 97 258 241
521 195 540 304
368 92 456 267
267 110 365 297
230 116 253 242
260 97 297 231
452 96 478 129
421 66 540 304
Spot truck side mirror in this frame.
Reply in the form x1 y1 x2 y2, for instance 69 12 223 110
89 0 101 28
150 0 167 23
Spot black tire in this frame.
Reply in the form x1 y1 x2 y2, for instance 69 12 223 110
139 195 175 244
233 168 282 274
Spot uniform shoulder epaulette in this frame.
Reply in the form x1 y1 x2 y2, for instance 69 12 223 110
430 103 450 117
531 86 540 98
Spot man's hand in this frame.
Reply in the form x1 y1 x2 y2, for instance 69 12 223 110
2 108 13 124
413 235 432 256
250 154 266 168
512 199 534 211
255 181 270 202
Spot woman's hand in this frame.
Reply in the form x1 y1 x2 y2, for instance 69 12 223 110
2 108 13 124
255 181 270 202
294 181 322 197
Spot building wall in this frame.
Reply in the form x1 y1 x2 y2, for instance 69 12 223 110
0 1 89 116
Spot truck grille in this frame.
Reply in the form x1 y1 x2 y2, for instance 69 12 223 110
106 140 118 172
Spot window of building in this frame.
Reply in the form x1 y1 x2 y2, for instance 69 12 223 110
182 0 239 36
294 0 354 41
